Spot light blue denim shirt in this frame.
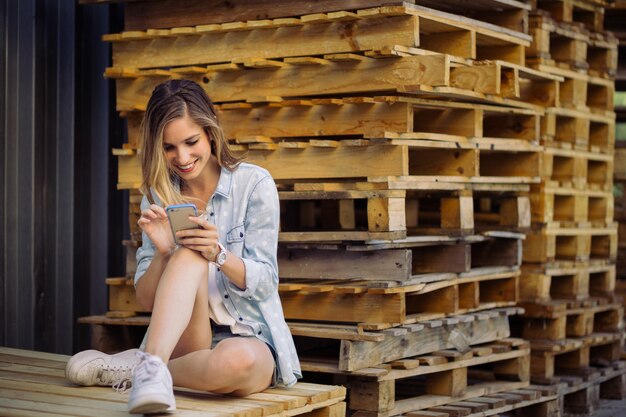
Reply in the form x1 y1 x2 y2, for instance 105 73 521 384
135 162 301 387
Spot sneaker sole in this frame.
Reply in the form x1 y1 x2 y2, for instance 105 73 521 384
128 394 175 414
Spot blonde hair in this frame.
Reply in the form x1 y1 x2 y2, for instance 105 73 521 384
139 80 242 206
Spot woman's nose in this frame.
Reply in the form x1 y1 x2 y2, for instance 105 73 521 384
175 148 190 163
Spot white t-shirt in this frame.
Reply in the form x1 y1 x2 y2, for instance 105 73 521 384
207 262 253 336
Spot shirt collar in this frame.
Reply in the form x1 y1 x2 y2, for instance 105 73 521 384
172 165 233 199
214 165 232 198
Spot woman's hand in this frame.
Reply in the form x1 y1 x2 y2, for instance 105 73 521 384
176 216 221 262
137 204 176 256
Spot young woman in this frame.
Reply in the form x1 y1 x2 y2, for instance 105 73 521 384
66 79 301 414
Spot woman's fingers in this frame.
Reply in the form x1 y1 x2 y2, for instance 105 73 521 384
188 216 217 231
150 204 168 219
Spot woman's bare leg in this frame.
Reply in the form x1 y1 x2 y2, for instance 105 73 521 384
145 247 213 362
168 337 275 396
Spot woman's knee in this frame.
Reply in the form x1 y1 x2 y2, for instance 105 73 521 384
169 247 208 271
220 341 258 375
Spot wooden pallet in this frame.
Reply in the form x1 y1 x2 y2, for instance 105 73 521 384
519 263 616 301
527 12 590 71
79 308 523 372
115 234 523 288
279 270 520 326
215 96 541 143
278 233 522 281
304 339 531 416
516 300 623 340
586 30 619 78
0 347 347 417
106 5 531 68
390 386 559 417
523 224 618 263
530 62 615 114
116 141 542 193
540 107 615 152
118 0 532 35
536 0 605 32
558 362 626 415
530 185 614 226
109 52 563 112
530 332 624 383
277 188 531 239
542 147 613 191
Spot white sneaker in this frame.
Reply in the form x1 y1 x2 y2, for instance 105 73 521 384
66 349 140 388
128 351 176 414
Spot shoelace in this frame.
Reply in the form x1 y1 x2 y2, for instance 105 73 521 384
133 351 163 384
101 364 133 393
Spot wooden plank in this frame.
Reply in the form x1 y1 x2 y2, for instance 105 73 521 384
278 247 412 281
115 54 450 108
112 15 419 69
337 311 512 371
280 291 406 324
123 0 413 30
220 100 412 140
244 145 409 180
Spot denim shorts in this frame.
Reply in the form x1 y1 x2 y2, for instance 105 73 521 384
211 324 278 388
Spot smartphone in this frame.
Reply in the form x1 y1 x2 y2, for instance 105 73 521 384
166 203 199 244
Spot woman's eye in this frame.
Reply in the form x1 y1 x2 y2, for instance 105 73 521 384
187 140 198 146
164 145 173 151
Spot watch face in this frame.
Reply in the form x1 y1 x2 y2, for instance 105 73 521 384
217 251 227 266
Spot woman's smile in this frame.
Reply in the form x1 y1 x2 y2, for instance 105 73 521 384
176 159 198 173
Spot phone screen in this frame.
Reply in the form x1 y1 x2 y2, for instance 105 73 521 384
166 204 199 244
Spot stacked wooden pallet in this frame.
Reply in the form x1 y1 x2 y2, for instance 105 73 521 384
91 1 574 416
514 0 626 414
0 347 347 417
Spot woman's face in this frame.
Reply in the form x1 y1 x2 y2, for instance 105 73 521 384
162 115 213 182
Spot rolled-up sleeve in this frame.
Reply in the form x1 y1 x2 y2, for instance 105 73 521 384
134 196 155 287
227 175 280 301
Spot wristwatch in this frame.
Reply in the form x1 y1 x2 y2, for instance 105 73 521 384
215 242 227 267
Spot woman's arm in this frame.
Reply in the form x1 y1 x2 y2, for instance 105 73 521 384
226 175 280 301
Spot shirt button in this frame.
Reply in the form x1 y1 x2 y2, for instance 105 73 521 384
238 317 243 321
240 232 243 237
210 212 214 216
217 267 221 272
257 330 262 335
224 294 229 299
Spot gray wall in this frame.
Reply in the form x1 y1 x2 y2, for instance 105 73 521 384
2 0 125 354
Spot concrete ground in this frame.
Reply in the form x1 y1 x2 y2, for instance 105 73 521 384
593 399 626 416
